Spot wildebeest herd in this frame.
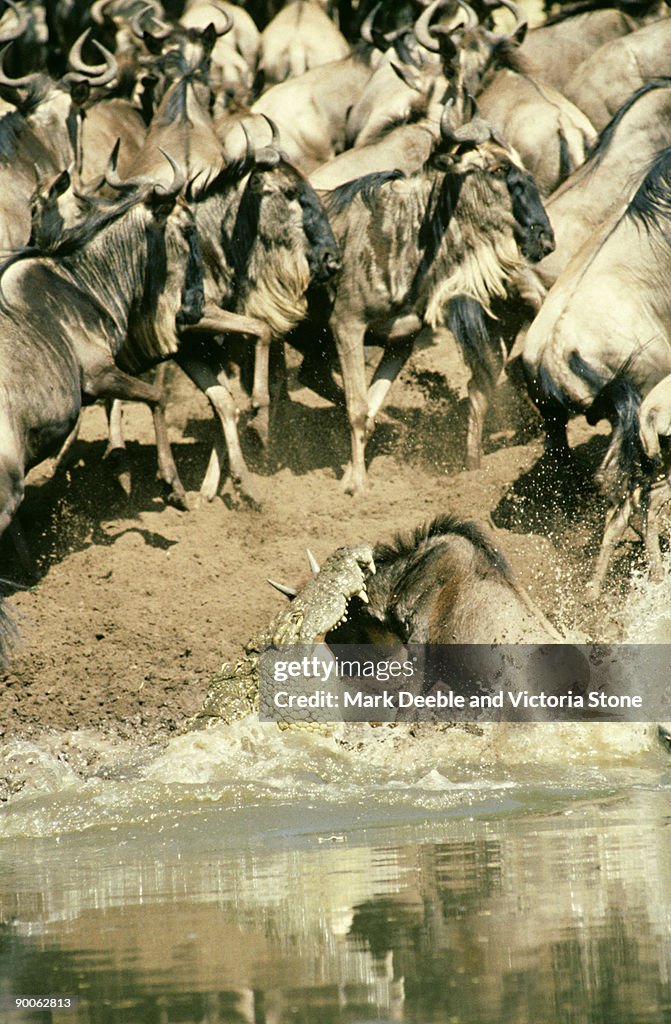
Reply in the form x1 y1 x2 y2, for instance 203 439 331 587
1 0 671 663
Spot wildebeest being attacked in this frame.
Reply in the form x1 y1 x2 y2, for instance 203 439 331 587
327 514 560 645
296 95 554 494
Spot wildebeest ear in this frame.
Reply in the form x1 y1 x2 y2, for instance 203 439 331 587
49 168 71 199
201 22 217 55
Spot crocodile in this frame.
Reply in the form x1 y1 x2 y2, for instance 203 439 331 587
194 544 376 727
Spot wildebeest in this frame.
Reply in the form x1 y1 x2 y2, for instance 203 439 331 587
535 79 671 288
562 16 671 131
476 68 597 194
520 7 635 92
105 32 341 503
0 156 198 543
180 0 261 101
297 96 553 494
522 145 671 594
258 0 350 86
250 28 382 173
326 514 560 644
318 514 579 723
0 20 127 251
309 57 450 189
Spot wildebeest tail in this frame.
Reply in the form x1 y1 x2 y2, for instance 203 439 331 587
446 296 503 391
568 353 646 501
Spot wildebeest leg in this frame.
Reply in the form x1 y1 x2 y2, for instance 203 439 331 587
103 399 131 497
465 379 492 471
587 494 636 600
365 334 416 433
49 415 82 476
446 297 506 470
193 304 272 447
84 363 189 509
643 479 671 583
332 319 369 495
174 354 259 507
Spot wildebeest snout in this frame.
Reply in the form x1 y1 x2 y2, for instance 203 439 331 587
322 247 342 278
520 223 556 263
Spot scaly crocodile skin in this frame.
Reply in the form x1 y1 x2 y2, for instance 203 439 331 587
194 544 375 727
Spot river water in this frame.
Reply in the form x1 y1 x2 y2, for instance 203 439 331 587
1 714 671 1024
3 567 671 1023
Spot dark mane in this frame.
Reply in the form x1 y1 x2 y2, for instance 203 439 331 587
627 145 671 238
323 170 405 217
373 513 515 582
0 187 149 279
587 80 671 170
0 74 54 117
0 110 32 161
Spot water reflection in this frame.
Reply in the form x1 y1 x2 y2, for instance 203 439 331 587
1 785 671 1023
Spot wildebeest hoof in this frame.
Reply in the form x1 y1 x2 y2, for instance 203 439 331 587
342 462 366 497
248 407 270 448
163 484 190 511
104 446 132 496
227 474 262 511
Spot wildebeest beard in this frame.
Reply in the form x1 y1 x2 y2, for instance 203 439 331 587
220 176 312 340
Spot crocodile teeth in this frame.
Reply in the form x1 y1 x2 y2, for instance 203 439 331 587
306 548 320 575
357 589 369 604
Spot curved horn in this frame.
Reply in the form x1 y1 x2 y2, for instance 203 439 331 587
489 0 527 41
90 0 114 25
0 0 27 45
0 43 41 89
440 94 491 144
154 147 185 197
306 549 320 575
260 113 281 148
131 2 172 41
267 578 297 599
453 0 479 30
424 0 478 42
414 0 452 52
208 2 234 37
360 1 381 44
67 30 118 86
238 120 256 170
104 138 130 190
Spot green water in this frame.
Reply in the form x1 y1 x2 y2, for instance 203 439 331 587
0 721 670 1023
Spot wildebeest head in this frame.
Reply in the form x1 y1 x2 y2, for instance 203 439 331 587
195 119 340 339
237 153 341 334
501 159 555 262
243 119 341 287
438 96 554 264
